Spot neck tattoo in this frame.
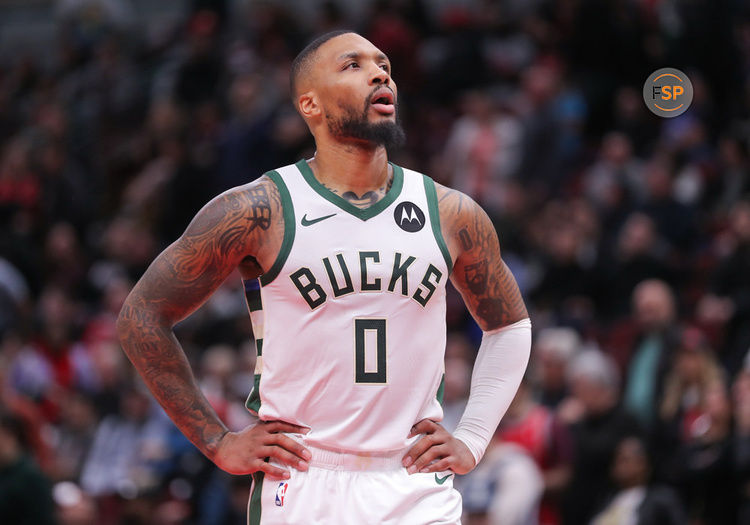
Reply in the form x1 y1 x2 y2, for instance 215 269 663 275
324 171 394 209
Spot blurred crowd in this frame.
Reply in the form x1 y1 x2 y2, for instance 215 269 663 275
0 0 749 524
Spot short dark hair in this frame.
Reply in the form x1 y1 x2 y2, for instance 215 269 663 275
289 29 356 103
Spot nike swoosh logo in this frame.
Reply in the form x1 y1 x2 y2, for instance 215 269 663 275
301 213 336 226
435 473 453 485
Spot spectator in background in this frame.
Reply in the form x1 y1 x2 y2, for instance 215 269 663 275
0 257 29 335
216 73 280 193
621 280 679 430
0 137 41 227
79 385 171 500
590 436 686 525
99 216 158 281
9 286 97 420
517 61 567 194
655 327 725 468
35 138 92 232
733 356 750 524
174 11 224 109
530 327 581 409
198 344 256 432
674 375 737 525
611 87 658 157
711 136 749 211
698 200 750 375
595 214 670 319
497 377 573 525
530 201 597 326
43 224 88 295
584 132 644 219
0 413 56 525
443 89 522 217
653 328 736 525
0 335 54 472
638 156 695 255
461 442 544 525
49 390 97 482
559 349 641 525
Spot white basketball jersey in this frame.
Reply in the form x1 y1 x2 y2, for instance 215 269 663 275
244 159 453 453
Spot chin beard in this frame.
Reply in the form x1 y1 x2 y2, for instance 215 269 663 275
327 101 406 151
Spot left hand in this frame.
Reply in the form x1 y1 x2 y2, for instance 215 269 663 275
402 419 476 475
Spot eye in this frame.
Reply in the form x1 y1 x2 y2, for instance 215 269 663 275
380 64 390 73
345 62 359 70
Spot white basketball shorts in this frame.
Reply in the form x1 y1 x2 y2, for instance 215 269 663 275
247 443 463 524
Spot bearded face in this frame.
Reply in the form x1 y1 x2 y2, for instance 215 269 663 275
325 90 405 151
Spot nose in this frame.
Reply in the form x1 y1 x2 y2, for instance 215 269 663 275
370 64 390 86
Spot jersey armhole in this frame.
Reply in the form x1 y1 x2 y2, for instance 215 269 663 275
259 170 296 286
422 175 453 275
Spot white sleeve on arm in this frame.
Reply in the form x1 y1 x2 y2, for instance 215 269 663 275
452 318 532 464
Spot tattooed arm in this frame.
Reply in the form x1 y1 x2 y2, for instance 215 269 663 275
403 184 530 474
117 178 311 478
437 185 527 329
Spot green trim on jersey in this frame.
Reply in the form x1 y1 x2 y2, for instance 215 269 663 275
260 171 296 286
422 175 453 274
248 471 264 525
245 337 262 412
436 373 445 405
295 159 404 221
245 373 262 413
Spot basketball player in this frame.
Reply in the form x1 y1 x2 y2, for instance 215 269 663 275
117 31 531 524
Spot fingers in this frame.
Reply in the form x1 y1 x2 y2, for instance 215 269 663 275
403 420 447 468
408 419 437 438
258 420 312 467
256 461 291 480
403 433 437 468
265 421 311 435
262 445 309 472
407 443 448 474
418 456 452 474
269 433 312 462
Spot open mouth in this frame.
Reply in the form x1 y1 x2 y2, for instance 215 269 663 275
370 90 395 115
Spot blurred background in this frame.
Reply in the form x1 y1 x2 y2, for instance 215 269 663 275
0 0 748 524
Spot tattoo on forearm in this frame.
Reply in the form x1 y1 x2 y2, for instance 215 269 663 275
477 297 510 325
438 186 527 329
118 302 229 457
117 179 280 458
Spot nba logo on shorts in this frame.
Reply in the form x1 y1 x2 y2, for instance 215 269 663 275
275 482 288 507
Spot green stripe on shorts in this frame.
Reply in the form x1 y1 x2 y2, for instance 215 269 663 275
248 471 264 525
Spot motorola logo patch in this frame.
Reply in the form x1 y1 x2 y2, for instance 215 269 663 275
394 201 425 232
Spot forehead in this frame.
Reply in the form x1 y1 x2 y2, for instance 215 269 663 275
316 33 388 65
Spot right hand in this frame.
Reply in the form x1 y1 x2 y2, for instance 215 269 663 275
212 420 312 478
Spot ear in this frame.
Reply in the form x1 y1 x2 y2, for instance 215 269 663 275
297 91 321 119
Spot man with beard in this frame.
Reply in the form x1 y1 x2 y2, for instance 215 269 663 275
117 31 531 524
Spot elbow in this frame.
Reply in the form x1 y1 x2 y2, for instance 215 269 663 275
115 300 160 343
116 299 172 345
